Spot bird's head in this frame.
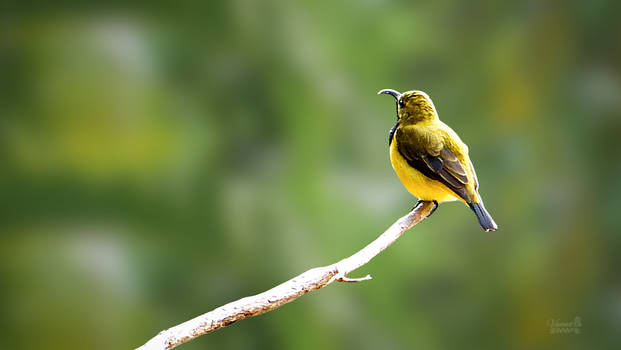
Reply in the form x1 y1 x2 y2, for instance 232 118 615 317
378 89 438 124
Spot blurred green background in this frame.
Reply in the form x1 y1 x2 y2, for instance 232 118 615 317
1 1 620 349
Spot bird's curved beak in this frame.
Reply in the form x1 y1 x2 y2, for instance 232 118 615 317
378 89 402 100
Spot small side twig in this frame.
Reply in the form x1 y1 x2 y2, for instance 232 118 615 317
337 274 372 283
136 201 435 350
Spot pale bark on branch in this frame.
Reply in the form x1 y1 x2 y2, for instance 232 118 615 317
136 201 435 350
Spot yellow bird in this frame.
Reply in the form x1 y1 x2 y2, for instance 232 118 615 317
379 89 498 231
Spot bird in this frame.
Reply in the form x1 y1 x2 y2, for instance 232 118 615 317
378 88 498 231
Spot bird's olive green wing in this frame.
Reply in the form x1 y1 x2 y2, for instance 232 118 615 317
395 127 472 202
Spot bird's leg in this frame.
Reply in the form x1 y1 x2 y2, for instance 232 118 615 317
413 200 439 218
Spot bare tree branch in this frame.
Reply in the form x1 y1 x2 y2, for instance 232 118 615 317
136 200 435 350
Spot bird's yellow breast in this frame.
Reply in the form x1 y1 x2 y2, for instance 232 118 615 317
389 140 461 203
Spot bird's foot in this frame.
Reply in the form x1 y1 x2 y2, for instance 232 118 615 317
428 200 439 217
413 200 439 218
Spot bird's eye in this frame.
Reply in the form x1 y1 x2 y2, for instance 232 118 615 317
398 99 405 108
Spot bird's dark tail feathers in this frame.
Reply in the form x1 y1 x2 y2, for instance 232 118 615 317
468 202 498 232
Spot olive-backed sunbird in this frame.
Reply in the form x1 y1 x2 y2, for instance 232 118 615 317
379 89 498 231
